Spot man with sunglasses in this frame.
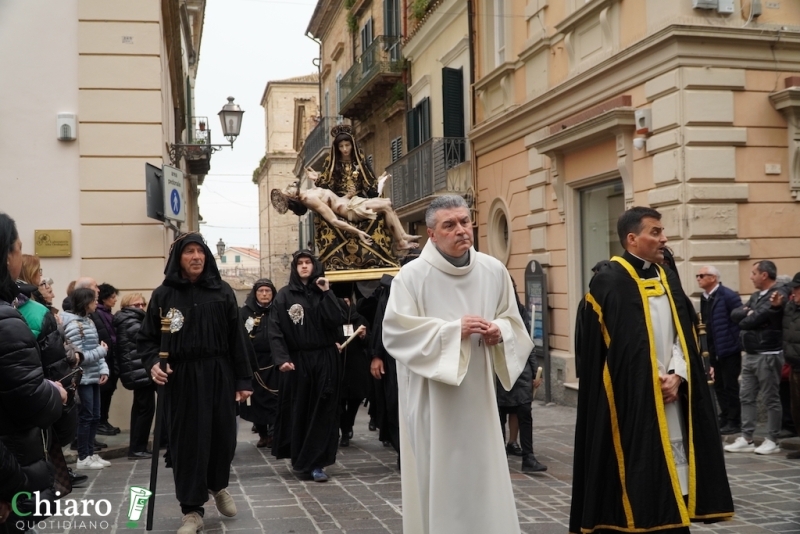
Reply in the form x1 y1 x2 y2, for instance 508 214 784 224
697 266 743 435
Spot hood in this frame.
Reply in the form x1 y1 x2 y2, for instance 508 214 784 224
288 250 325 292
59 310 82 326
163 233 221 289
245 278 278 311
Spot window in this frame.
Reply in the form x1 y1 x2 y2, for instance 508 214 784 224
235 255 241 263
361 18 374 72
485 0 507 69
407 97 431 150
580 181 625 290
221 256 227 264
385 0 401 61
390 137 403 162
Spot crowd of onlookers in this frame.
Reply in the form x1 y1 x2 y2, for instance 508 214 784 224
699 260 800 458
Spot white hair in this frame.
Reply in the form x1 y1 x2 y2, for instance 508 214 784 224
424 195 469 228
700 266 721 281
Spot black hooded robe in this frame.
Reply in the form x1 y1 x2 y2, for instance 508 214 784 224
138 234 253 511
239 279 279 431
268 251 346 473
570 252 734 533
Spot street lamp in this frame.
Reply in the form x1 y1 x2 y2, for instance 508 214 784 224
168 97 245 166
218 97 244 145
216 238 226 258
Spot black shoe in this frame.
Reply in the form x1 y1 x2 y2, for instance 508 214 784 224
368 420 377 431
348 430 353 439
786 450 800 459
382 440 392 447
70 439 78 451
521 454 548 473
68 468 88 488
719 424 739 435
96 422 117 436
506 442 523 456
251 424 258 434
94 439 108 449
339 436 350 447
128 451 153 460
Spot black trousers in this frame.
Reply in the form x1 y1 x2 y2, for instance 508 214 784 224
100 371 118 423
339 398 361 436
713 354 741 426
499 403 533 456
129 384 156 453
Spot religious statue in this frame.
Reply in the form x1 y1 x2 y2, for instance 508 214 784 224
270 175 420 254
313 124 378 199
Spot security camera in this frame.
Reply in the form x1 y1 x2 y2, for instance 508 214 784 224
633 137 646 151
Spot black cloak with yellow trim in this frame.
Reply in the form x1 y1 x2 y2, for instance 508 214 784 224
570 252 733 533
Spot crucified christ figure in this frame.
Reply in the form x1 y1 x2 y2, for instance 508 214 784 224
271 173 421 251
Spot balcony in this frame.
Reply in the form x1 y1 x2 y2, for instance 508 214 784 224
300 117 335 170
387 137 467 210
339 36 403 120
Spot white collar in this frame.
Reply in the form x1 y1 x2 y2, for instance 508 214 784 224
629 252 652 269
703 284 720 299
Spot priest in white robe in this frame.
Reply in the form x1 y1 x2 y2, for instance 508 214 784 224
382 195 534 534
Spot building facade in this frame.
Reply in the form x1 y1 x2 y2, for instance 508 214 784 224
0 0 207 427
470 0 800 403
254 74 319 288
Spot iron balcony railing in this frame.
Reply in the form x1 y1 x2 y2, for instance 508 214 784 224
301 117 335 167
339 36 403 112
388 137 467 209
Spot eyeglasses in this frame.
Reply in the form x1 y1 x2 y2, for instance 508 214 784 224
131 302 147 309
695 274 713 279
38 278 53 288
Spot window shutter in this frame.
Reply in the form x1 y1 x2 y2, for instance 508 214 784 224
419 97 431 145
407 108 418 150
442 68 465 138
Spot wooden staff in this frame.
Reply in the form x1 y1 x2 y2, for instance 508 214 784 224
147 312 171 531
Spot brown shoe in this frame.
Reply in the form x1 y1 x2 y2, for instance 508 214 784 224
210 488 237 517
786 450 800 459
176 511 203 534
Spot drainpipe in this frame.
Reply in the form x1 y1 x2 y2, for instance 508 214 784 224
466 0 479 249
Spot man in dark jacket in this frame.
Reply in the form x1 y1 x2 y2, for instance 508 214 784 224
726 260 787 455
770 272 800 459
239 279 279 449
140 233 253 534
268 250 345 483
697 265 743 435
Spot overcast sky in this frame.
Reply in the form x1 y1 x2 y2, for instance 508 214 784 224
194 0 318 249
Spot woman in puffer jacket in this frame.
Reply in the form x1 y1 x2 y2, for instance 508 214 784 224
60 288 109 471
0 213 65 525
114 293 154 460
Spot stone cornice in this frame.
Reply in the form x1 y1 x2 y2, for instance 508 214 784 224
554 0 619 36
770 87 800 113
532 108 635 154
306 0 340 40
403 0 466 60
473 61 516 93
471 24 800 155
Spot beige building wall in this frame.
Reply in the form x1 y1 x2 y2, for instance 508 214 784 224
471 0 800 404
0 0 204 429
257 77 319 288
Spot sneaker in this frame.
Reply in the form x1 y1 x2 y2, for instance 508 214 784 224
210 488 237 517
724 437 755 453
754 438 780 455
91 454 111 467
506 442 523 456
311 468 328 482
76 456 104 470
176 511 203 534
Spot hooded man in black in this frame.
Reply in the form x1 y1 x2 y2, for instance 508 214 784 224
239 278 280 448
139 233 253 534
268 250 346 482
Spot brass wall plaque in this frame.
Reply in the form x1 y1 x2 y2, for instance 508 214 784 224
34 230 72 257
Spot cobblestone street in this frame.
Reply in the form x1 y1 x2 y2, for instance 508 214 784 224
25 402 800 533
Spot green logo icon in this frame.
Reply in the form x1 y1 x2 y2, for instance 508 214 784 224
126 486 152 528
